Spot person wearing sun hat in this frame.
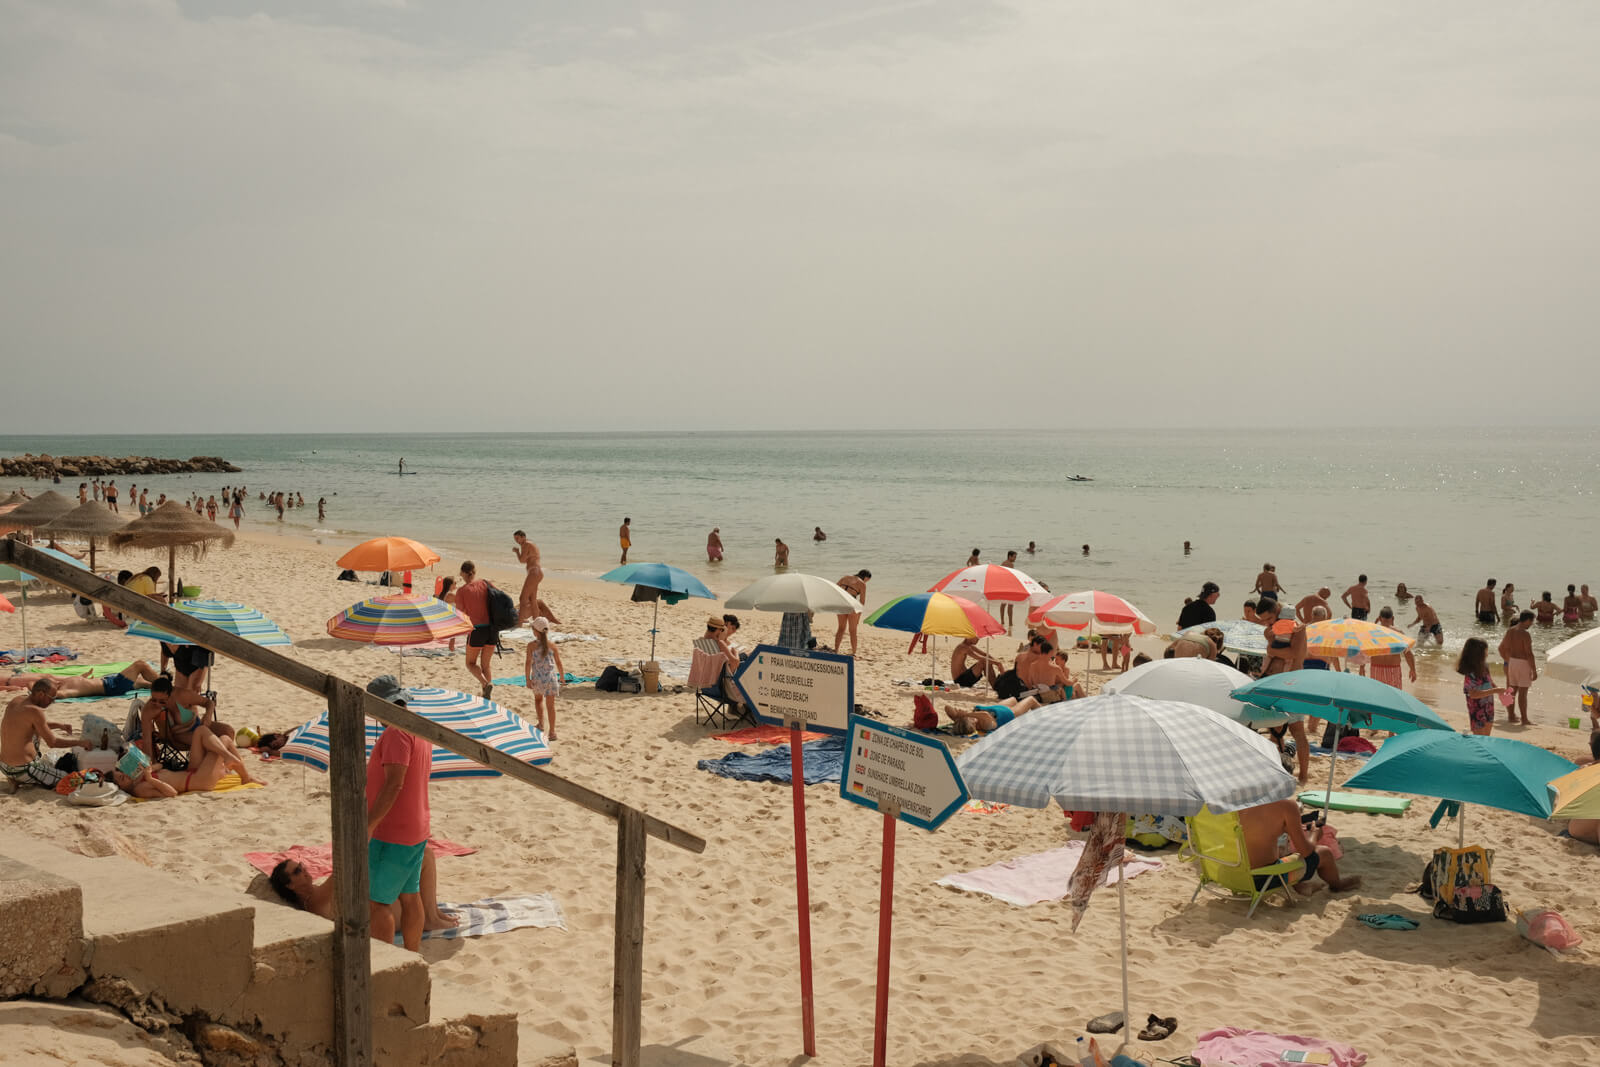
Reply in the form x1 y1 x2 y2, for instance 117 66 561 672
364 674 432 952
703 616 739 675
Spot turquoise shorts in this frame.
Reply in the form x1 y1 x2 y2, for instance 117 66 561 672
368 839 426 905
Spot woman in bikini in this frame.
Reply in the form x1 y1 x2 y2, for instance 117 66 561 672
1500 583 1518 626
113 728 259 797
136 676 243 768
269 852 455 934
1562 584 1582 626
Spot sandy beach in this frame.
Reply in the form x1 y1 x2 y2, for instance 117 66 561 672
4 528 1598 1066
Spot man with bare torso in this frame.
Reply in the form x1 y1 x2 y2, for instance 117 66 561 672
618 518 631 564
774 539 790 567
1410 594 1443 646
1474 579 1499 625
1581 584 1598 620
950 636 1003 689
1341 575 1371 621
1253 563 1282 604
1295 588 1332 625
834 570 870 656
1498 612 1536 726
1367 607 1416 689
1238 799 1361 895
513 530 542 625
2 680 93 789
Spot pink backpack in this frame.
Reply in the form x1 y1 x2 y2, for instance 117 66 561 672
1517 909 1581 955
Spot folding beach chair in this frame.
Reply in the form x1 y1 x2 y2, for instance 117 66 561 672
689 639 753 729
1179 805 1305 918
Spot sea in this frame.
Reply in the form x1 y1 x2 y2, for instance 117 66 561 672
3 428 1597 666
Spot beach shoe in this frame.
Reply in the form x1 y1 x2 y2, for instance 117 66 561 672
1137 1014 1177 1041
1086 1011 1124 1034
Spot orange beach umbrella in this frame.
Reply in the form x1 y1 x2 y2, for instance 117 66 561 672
336 536 441 573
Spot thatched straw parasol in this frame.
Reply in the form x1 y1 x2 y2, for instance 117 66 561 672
35 500 129 571
0 489 76 534
0 491 31 509
110 500 235 600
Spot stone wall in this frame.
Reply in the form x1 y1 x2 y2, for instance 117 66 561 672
1 454 241 478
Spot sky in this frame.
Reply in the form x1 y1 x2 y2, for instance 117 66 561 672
3 0 1599 432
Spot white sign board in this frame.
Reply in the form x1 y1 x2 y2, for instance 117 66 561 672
840 715 968 831
733 644 853 736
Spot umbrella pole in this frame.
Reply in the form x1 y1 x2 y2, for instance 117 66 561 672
169 545 176 602
649 600 659 662
89 537 95 572
1321 712 1342 826
20 584 27 659
1117 849 1130 1055
1458 806 1466 849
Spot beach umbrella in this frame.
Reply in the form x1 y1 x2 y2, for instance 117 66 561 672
335 536 442 577
126 600 293 647
1101 657 1272 724
109 500 235 601
1302 618 1415 661
599 562 716 661
1548 763 1600 820
866 592 1004 679
327 593 474 681
0 545 91 659
928 564 1051 603
1030 590 1155 673
1231 670 1453 821
1177 619 1267 656
34 500 129 571
1343 731 1577 846
724 572 863 615
0 594 12 613
281 685 552 779
956 693 1295 1048
0 490 76 534
1545 629 1600 687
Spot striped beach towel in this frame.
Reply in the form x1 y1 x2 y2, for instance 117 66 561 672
402 894 566 942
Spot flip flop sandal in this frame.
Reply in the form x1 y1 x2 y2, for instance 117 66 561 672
1086 1011 1125 1034
1357 913 1420 930
1137 1014 1177 1041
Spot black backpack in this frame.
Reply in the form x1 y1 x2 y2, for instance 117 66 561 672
596 665 626 692
485 584 518 631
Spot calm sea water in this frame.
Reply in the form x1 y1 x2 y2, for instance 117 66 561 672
4 429 1597 661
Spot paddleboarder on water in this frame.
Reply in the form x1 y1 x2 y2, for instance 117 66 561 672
398 458 405 475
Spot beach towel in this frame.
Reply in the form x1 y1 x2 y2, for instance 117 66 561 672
696 736 845 785
492 672 600 687
17 661 130 677
936 840 1162 907
384 644 457 659
605 655 691 677
130 772 262 801
712 724 825 745
960 799 1011 816
0 647 79 665
499 628 604 645
396 894 566 943
1191 1027 1366 1067
244 837 478 879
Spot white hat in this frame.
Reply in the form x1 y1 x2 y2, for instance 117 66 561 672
66 779 126 807
531 616 549 633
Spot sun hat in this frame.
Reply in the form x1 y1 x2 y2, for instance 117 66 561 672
706 615 726 630
66 779 126 807
366 674 407 706
531 617 549 633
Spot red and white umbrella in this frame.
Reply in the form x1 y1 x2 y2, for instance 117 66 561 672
1028 590 1156 634
929 564 1050 603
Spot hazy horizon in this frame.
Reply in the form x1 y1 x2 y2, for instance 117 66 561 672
5 1 1599 433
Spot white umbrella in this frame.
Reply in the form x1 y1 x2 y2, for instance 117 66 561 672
724 572 863 615
1546 629 1600 686
1102 657 1275 724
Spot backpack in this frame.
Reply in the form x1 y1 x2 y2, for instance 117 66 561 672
596 665 626 692
485 584 518 631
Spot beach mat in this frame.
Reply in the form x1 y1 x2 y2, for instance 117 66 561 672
131 772 262 801
0 647 79 665
696 736 845 785
712 724 825 745
1193 1027 1367 1067
936 842 1162 907
398 894 566 943
1299 790 1412 815
17 661 130 677
245 837 478 880
491 673 600 687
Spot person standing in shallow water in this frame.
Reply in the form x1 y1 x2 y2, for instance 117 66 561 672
618 518 631 564
706 528 723 562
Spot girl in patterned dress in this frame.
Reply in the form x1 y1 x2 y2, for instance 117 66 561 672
523 616 565 740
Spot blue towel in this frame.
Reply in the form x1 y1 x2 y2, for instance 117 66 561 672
697 737 845 784
491 673 600 687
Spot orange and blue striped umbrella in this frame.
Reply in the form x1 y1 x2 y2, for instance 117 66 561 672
327 593 473 646
1303 618 1414 659
865 592 1004 638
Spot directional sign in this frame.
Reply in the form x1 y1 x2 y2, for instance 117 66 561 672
734 644 853 736
840 715 969 831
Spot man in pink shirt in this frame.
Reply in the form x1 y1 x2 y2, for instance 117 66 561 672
364 675 433 951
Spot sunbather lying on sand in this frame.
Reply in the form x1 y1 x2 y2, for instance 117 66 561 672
269 851 457 934
1239 798 1360 894
944 696 1045 735
1 660 159 698
112 732 260 797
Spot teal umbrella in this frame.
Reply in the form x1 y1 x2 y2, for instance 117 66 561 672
1344 731 1577 846
598 562 715 660
1231 670 1453 821
0 545 92 661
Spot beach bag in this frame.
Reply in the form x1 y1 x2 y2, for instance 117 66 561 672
337 569 358 582
596 665 626 692
485 584 518 631
1517 909 1582 955
1422 845 1507 923
993 669 1026 701
615 670 643 694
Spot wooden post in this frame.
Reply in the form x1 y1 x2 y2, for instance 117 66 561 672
788 722 816 1056
612 806 646 1067
328 681 373 1067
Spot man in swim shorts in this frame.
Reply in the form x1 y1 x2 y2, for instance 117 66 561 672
1497 612 1536 726
1253 563 1282 603
0 660 159 699
1409 594 1444 646
2 680 93 789
1474 579 1499 625
950 635 1004 689
1341 575 1371 621
618 518 631 564
364 676 433 952
1238 799 1361 895
1367 608 1416 690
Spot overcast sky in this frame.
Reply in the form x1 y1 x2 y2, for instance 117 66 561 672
3 1 1598 432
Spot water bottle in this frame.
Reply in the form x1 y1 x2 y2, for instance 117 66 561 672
1076 1036 1089 1066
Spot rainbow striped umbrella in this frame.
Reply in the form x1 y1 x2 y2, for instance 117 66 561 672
1303 618 1414 660
865 592 1004 638
127 600 293 647
327 593 473 646
928 564 1050 603
280 686 551 779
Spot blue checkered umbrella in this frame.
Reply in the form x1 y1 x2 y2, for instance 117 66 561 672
956 692 1296 814
281 686 551 779
1177 618 1266 656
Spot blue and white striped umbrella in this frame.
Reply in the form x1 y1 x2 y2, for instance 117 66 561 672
955 692 1295 814
126 600 292 647
280 686 551 779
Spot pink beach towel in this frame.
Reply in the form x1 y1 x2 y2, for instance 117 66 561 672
245 837 477 879
1193 1027 1366 1067
935 840 1162 907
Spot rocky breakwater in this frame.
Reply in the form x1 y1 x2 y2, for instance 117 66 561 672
0 454 242 478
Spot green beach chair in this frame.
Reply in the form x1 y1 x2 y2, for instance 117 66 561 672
1180 805 1305 918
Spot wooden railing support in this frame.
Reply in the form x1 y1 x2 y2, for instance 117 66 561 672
328 680 374 1067
612 806 645 1067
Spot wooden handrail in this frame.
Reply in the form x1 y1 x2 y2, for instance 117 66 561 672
1 539 705 1067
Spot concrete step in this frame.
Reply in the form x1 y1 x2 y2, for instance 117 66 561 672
0 853 86 998
376 975 519 1067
